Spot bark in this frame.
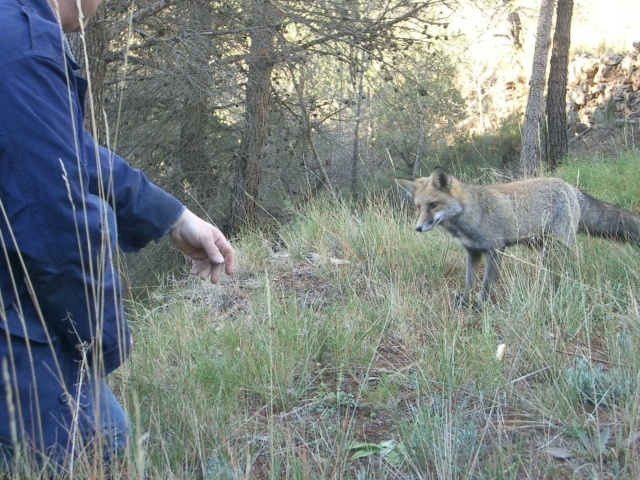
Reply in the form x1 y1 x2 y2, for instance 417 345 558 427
519 0 556 177
177 0 212 196
83 6 110 145
347 0 363 194
178 95 209 191
546 0 573 171
351 61 365 194
230 0 281 232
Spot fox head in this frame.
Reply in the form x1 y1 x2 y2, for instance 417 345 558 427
395 167 463 232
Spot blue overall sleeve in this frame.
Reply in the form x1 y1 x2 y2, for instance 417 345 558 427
85 140 185 253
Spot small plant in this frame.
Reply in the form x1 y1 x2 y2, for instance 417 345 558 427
313 385 357 414
401 394 483 476
545 421 640 466
203 452 242 480
348 439 404 467
565 357 622 406
570 422 613 461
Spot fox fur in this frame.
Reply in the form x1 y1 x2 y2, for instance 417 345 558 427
396 167 640 304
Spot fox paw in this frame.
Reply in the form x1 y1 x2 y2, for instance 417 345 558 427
451 292 485 311
450 292 470 309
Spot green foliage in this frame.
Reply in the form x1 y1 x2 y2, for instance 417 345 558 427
349 439 404 467
116 151 640 478
438 114 523 174
568 421 613 458
565 357 624 406
401 393 483 476
371 53 466 171
21 151 639 478
556 151 640 210
386 113 523 182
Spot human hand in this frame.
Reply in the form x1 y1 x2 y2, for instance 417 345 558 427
169 209 235 283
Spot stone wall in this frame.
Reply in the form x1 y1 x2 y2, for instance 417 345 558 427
567 44 640 134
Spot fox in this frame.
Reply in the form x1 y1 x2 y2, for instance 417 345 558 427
396 167 640 305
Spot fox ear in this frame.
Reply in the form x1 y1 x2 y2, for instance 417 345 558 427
431 167 452 191
395 177 416 196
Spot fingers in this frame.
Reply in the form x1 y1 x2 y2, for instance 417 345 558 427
209 261 225 284
190 259 204 277
171 208 235 283
191 258 212 279
203 234 235 278
190 255 228 284
218 240 235 276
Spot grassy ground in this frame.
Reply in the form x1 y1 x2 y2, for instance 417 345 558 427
9 150 635 478
88 149 640 479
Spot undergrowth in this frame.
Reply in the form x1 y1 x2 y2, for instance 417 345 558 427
10 151 640 478
95 150 640 479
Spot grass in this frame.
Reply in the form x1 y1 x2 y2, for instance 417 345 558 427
7 151 640 478
90 150 640 478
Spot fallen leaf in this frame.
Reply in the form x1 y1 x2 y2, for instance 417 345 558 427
545 447 573 460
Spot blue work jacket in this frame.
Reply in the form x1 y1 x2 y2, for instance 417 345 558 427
0 0 184 456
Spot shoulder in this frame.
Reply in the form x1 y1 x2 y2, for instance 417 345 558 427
495 176 572 190
485 177 575 202
529 177 577 194
0 0 65 71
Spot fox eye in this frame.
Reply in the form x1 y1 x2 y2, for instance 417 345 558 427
428 202 438 210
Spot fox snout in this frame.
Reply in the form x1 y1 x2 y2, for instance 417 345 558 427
415 209 443 233
416 221 436 233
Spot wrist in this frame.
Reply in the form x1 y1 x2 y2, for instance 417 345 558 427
169 206 189 235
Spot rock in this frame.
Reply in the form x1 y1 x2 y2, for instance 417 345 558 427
601 53 623 67
632 69 640 92
594 64 614 83
569 85 587 106
620 55 634 73
566 50 640 129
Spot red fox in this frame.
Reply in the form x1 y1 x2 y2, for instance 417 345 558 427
396 167 640 305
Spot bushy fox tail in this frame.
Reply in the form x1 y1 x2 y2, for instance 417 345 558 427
577 191 640 246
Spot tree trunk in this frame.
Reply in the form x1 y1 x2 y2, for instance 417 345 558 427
412 104 427 178
351 59 365 194
80 5 109 146
546 0 573 171
177 0 213 198
230 0 280 232
519 0 556 177
289 67 333 193
178 95 209 192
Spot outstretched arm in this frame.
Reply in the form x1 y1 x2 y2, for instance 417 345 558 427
169 209 235 284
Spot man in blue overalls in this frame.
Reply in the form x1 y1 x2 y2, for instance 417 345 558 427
0 0 235 472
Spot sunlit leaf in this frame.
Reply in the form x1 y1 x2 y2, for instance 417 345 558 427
545 447 573 459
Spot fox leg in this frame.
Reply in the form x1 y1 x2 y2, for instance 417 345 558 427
541 235 578 292
479 248 503 302
461 249 483 305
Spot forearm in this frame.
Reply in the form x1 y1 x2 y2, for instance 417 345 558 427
86 139 185 252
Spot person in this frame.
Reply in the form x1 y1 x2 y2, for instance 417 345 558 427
0 0 235 472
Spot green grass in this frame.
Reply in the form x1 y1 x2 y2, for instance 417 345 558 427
114 151 640 479
557 151 640 210
16 151 640 478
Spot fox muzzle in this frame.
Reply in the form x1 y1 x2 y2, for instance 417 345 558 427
416 221 436 233
416 211 444 233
